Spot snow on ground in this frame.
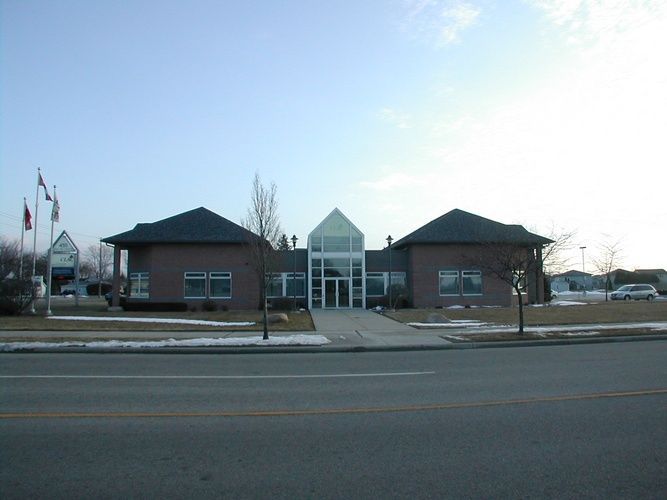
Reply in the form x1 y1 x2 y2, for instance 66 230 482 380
0 335 331 351
48 316 255 327
407 321 488 328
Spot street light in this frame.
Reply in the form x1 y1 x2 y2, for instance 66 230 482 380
291 234 298 311
579 246 587 292
386 235 393 309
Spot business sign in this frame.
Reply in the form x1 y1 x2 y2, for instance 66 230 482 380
50 231 79 280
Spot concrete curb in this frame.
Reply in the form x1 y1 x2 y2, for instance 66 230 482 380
3 333 666 355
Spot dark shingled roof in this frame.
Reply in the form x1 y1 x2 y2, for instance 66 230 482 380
392 209 553 249
102 207 259 245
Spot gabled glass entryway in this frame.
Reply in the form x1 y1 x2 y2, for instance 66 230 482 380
308 208 365 309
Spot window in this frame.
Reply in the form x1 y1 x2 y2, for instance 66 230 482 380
267 273 306 298
267 275 284 298
129 272 149 298
366 272 385 296
462 270 482 295
210 272 232 298
366 272 407 297
184 272 206 298
285 273 306 297
439 271 459 296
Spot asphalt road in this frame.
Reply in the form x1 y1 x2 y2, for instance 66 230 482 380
1 342 666 499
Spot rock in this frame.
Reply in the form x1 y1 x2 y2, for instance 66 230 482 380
425 312 450 324
268 313 289 324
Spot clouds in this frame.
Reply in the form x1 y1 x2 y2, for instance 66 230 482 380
402 0 481 47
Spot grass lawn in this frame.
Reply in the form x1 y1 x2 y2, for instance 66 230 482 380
1 297 315 331
385 301 667 327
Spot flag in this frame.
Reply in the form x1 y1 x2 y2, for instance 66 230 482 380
38 171 52 201
24 201 32 230
51 192 60 222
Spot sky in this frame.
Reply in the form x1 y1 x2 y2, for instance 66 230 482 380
1 0 666 273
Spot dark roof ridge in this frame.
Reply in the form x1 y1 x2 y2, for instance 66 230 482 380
393 208 552 248
103 207 260 245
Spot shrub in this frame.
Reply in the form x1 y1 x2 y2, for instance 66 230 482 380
123 302 189 312
0 279 34 315
201 300 218 312
268 297 306 310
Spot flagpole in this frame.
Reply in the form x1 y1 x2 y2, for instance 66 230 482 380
30 169 41 314
46 185 57 316
20 198 27 280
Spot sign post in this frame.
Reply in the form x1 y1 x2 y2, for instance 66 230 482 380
50 231 80 309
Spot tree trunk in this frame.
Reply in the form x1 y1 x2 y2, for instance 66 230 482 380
262 296 269 340
517 288 524 335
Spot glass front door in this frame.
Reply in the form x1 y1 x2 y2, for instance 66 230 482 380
324 278 351 308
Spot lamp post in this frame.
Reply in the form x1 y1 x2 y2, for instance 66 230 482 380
386 235 393 309
291 234 298 311
579 246 587 292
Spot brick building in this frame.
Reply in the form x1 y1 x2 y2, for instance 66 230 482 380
103 207 551 309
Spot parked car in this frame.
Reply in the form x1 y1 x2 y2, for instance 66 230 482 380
610 284 659 301
105 291 126 306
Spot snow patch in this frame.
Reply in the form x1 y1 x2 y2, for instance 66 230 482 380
0 335 331 351
48 316 255 327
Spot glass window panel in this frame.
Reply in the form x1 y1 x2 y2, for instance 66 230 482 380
210 272 231 298
129 272 149 298
352 258 362 268
184 272 206 298
312 267 321 278
312 289 322 299
312 278 322 288
311 258 321 268
324 268 350 277
352 278 362 288
390 272 406 287
439 271 460 296
324 258 350 268
286 274 305 297
312 299 322 308
366 274 386 296
462 271 483 295
266 275 284 297
353 298 363 308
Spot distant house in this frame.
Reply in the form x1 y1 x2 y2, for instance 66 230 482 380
103 207 552 310
551 270 593 292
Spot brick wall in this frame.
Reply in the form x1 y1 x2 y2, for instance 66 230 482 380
408 244 513 307
127 243 260 309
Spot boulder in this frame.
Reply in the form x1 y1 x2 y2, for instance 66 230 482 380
268 313 289 324
425 312 450 324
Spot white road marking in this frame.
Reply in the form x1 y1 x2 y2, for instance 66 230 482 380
0 371 435 380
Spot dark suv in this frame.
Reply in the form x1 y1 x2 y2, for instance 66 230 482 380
610 284 659 301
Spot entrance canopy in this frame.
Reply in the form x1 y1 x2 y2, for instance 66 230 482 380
308 209 365 309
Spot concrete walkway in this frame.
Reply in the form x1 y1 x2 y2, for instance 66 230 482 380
310 309 415 333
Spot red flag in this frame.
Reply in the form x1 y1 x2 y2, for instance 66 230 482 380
38 171 52 201
24 201 32 230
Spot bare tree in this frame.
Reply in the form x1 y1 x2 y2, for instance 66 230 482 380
541 226 577 276
471 245 536 334
81 244 113 295
0 237 21 280
469 235 563 334
242 173 282 340
592 238 623 301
